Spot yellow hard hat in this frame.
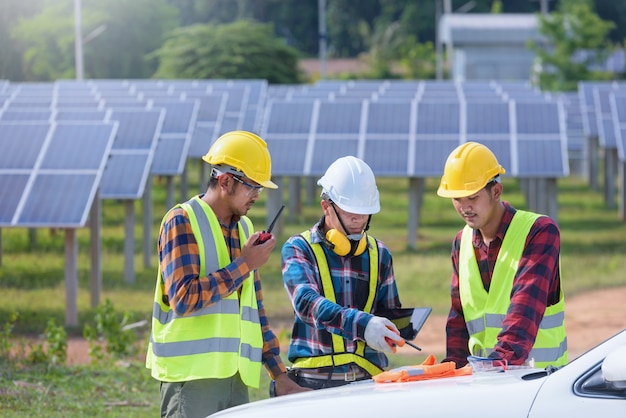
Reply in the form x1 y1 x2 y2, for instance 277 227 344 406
437 142 506 198
203 130 278 189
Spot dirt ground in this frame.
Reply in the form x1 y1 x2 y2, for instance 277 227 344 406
58 287 625 365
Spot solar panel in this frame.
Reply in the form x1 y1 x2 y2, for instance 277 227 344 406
100 109 165 199
188 123 220 159
412 139 459 176
183 92 226 122
0 109 53 121
108 109 164 150
263 101 315 136
517 139 567 177
0 122 50 169
266 138 309 176
465 101 510 135
55 109 108 121
151 100 199 135
42 123 116 170
477 139 511 174
364 138 409 176
100 153 153 199
0 121 117 227
317 101 362 134
366 101 412 134
309 137 359 175
610 92 626 160
578 81 608 137
594 86 620 148
6 98 53 108
149 99 199 175
415 101 461 135
514 101 562 136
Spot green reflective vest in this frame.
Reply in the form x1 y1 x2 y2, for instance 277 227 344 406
459 210 568 369
291 231 383 377
146 196 263 387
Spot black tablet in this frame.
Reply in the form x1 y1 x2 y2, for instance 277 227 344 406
378 307 432 341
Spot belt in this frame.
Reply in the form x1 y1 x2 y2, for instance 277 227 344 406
294 369 370 382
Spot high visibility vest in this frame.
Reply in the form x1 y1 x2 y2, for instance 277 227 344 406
146 196 264 387
459 210 568 369
291 231 383 377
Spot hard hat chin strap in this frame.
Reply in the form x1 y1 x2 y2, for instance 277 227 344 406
330 202 371 237
315 203 371 257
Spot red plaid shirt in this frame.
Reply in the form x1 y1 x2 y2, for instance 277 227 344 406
443 201 563 367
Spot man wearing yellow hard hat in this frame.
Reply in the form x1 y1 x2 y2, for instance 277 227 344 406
146 131 309 417
437 141 567 370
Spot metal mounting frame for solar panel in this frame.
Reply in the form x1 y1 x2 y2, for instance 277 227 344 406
0 120 118 228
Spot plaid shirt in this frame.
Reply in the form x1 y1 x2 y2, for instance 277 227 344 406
158 197 286 379
443 201 563 367
281 220 402 372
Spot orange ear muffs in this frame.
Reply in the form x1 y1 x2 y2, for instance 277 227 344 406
324 229 367 257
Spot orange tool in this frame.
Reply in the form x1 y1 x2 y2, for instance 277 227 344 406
385 326 422 352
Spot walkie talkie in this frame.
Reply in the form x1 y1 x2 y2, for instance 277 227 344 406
254 204 285 245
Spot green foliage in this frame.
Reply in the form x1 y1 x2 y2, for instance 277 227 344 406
84 298 137 361
9 0 178 81
398 37 436 80
44 319 68 366
11 0 76 81
0 312 19 361
151 20 304 83
529 0 616 91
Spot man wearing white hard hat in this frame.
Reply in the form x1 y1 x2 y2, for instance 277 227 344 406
280 156 405 390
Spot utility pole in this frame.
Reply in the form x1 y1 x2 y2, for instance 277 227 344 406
530 0 554 15
318 0 327 80
74 0 84 80
435 0 451 80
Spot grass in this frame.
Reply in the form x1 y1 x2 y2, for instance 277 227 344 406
1 163 626 416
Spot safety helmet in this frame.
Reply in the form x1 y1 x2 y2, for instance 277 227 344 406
437 142 506 198
203 130 277 189
317 156 380 215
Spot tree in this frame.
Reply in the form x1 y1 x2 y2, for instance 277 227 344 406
528 0 616 91
150 20 303 83
10 0 178 81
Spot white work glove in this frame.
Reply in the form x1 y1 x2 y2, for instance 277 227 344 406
364 316 402 354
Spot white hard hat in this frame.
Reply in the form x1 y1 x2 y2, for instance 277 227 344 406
317 156 380 215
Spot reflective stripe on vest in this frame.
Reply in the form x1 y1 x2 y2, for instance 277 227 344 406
146 196 264 386
292 231 383 376
459 210 568 368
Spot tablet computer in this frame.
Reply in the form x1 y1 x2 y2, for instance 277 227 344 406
378 307 432 341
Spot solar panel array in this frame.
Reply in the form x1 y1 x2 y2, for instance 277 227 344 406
577 80 626 216
3 78 618 324
262 80 569 180
0 121 117 227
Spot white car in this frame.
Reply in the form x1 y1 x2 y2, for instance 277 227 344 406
209 329 626 418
